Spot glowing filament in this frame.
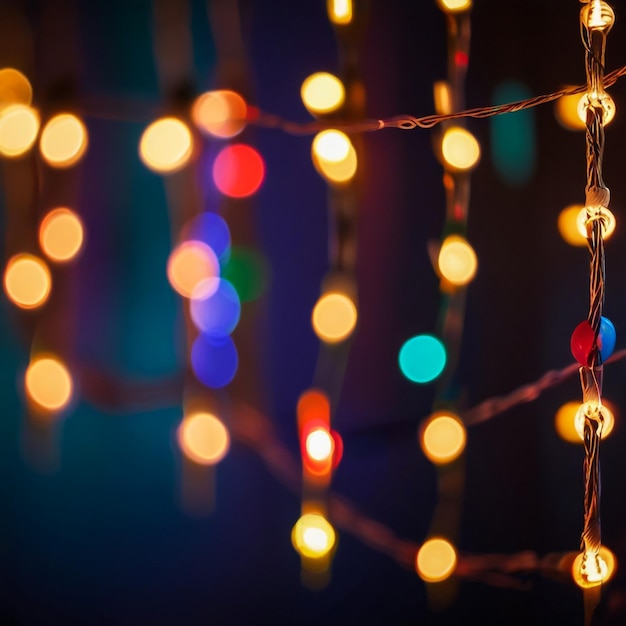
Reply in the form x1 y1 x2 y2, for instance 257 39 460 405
292 513 336 558
583 0 615 31
576 206 615 240
327 0 352 25
416 538 457 582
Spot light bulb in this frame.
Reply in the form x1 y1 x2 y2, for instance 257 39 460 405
327 0 352 24
301 73 345 115
441 127 480 171
437 0 472 13
305 428 334 462
291 513 336 559
582 0 615 31
437 235 478 285
576 205 616 240
574 402 612 440
577 92 616 126
420 413 466 464
416 537 457 582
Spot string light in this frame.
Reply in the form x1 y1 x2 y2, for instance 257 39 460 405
191 90 247 139
420 413 466 465
177 412 230 465
0 68 33 110
440 126 480 171
416 538 458 582
39 113 88 168
0 104 39 157
327 0 352 25
25 355 73 413
39 208 85 263
301 72 345 114
437 235 478 286
3 253 52 310
311 292 358 343
139 116 193 173
292 513 336 559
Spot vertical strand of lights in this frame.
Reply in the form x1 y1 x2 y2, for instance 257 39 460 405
570 1 616 609
148 0 231 515
415 0 475 598
293 0 365 588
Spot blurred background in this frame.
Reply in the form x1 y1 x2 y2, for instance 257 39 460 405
1 0 626 624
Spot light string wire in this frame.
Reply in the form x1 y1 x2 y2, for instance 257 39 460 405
576 1 614 600
246 64 626 135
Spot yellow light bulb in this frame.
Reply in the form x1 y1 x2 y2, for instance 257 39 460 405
416 537 457 582
437 0 472 13
313 143 358 184
572 547 616 588
555 92 586 131
312 130 351 162
40 113 88 167
0 104 39 157
576 206 615 240
574 402 614 441
3 253 51 309
305 428 334 462
441 127 480 170
177 412 230 465
139 117 193 173
437 235 477 286
420 413 466 465
577 92 615 126
582 0 615 31
292 513 336 558
327 0 352 24
39 207 84 263
25 355 73 412
301 72 345 115
311 292 358 343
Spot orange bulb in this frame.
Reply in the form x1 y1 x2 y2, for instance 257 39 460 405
0 104 39 157
25 355 73 412
39 208 84 263
416 537 457 582
0 68 33 111
167 241 219 298
40 113 88 167
3 253 51 309
191 90 247 138
178 412 230 465
420 412 466 464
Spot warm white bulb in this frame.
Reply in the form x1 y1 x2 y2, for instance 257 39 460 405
583 0 615 31
576 206 616 240
577 92 615 126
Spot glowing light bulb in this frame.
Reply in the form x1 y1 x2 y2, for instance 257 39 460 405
573 547 615 588
40 113 88 167
313 142 358 184
178 412 230 465
577 92 615 126
312 130 351 162
139 117 193 173
557 204 587 246
292 513 336 558
39 207 84 263
3 253 51 309
437 235 477 286
305 428 334 462
441 127 480 170
191 90 247 139
212 144 265 198
0 68 33 111
555 400 615 443
576 206 615 240
582 0 615 31
25 355 73 412
416 538 457 582
301 72 345 115
167 241 219 298
437 0 472 13
0 104 39 157
420 413 466 464
311 292 358 343
328 0 352 24
574 402 614 441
